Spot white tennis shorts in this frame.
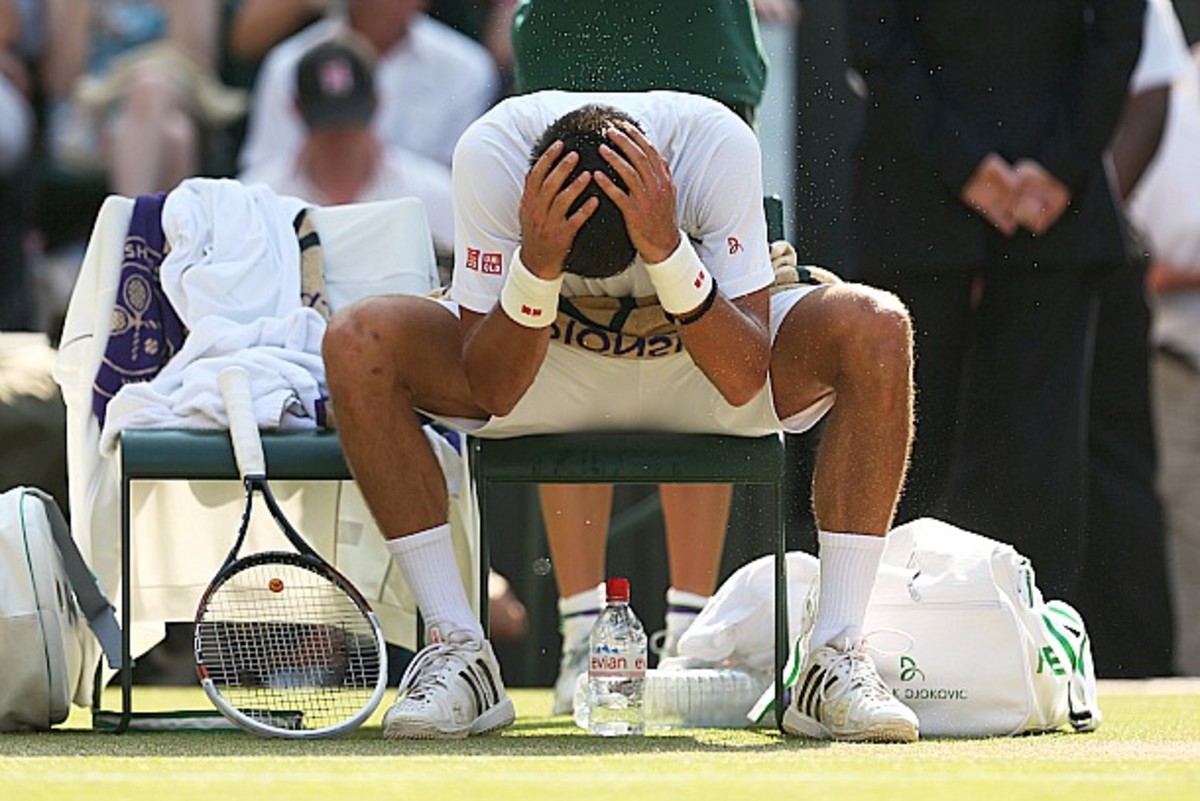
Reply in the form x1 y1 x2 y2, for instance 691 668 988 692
423 286 834 438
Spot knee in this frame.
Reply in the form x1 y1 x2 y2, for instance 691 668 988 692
121 67 188 118
323 298 395 387
834 286 913 391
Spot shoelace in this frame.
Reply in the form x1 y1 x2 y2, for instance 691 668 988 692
816 635 905 706
397 641 471 702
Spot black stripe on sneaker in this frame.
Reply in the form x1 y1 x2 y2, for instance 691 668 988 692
459 668 485 712
797 663 824 720
475 658 500 704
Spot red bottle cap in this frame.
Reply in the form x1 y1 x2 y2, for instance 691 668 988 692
605 577 630 602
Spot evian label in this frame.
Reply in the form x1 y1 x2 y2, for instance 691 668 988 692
589 648 647 679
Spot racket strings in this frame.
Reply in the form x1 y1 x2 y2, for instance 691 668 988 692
196 560 383 731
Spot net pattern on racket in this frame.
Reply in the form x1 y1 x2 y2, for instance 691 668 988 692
195 552 384 732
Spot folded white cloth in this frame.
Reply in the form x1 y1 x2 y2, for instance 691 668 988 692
99 308 326 455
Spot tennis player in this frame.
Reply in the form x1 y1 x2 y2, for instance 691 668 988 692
323 89 920 742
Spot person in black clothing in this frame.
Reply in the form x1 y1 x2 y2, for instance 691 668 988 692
846 0 1144 600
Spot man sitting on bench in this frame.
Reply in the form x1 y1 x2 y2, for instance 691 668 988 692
323 89 920 742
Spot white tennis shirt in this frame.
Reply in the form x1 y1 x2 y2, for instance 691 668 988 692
448 90 774 314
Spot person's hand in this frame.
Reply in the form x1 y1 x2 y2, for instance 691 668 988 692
594 121 681 263
754 0 802 25
1011 159 1071 236
960 152 1019 236
518 140 598 278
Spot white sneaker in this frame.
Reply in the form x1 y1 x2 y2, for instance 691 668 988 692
383 631 515 739
782 638 919 743
551 641 588 715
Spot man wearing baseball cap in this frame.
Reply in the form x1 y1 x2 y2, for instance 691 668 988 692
239 36 454 259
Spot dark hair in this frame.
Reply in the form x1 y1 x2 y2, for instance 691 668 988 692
529 104 641 279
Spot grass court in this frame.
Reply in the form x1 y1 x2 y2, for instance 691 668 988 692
2 679 1198 800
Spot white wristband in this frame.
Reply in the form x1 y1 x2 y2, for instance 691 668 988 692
644 235 714 316
499 247 563 328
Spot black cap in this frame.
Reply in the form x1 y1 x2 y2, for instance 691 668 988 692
295 38 376 130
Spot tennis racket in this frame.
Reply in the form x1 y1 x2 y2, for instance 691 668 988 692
194 365 387 738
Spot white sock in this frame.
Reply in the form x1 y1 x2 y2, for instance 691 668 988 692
665 587 709 645
385 523 484 642
809 530 887 650
558 583 605 650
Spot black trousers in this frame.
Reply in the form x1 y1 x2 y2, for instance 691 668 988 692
1076 258 1175 677
863 263 1101 601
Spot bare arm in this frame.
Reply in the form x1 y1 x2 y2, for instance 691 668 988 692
596 124 770 405
1147 260 1200 294
227 0 326 60
673 288 771 406
164 0 220 68
460 142 598 416
1109 86 1172 201
0 0 19 49
0 0 27 94
41 0 90 98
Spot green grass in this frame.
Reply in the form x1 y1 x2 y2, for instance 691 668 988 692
2 680 1198 801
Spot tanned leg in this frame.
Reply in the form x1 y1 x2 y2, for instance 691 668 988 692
660 483 732 596
539 483 613 597
770 284 914 536
323 295 485 539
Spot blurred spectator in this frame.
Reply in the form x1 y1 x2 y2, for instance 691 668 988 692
427 0 517 94
238 36 453 261
0 0 36 331
0 0 33 176
40 0 245 198
225 0 327 63
845 1 1143 601
237 0 499 174
1077 0 1186 678
1126 39 1200 676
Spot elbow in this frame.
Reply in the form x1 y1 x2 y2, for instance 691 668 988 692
474 390 520 419
464 371 527 419
717 367 770 409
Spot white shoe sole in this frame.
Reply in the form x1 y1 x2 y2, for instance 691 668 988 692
781 706 919 743
383 697 516 740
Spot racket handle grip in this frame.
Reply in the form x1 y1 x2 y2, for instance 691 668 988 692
218 365 267 479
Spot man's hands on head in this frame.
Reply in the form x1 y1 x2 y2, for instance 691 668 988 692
960 153 1071 237
518 120 684 275
594 122 682 264
519 140 598 278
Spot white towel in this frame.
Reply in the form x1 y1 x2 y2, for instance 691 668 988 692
160 177 307 327
99 308 327 455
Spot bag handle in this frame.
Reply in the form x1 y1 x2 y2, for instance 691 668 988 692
25 488 123 670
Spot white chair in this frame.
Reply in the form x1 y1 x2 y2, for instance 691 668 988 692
53 192 480 731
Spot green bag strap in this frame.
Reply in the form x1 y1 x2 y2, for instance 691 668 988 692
24 488 123 670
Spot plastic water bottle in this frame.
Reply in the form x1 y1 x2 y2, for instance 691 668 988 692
575 668 769 730
587 577 647 736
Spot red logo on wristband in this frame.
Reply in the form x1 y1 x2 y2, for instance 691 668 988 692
520 305 543 318
481 252 503 274
694 270 706 289
728 237 743 255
